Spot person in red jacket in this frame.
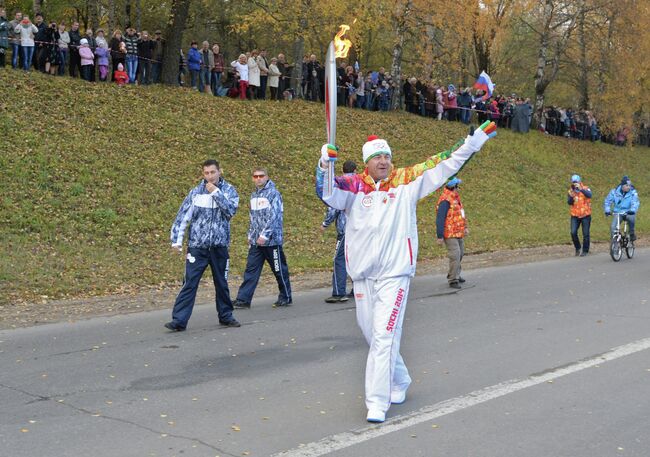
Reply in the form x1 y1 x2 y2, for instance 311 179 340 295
568 174 592 256
436 177 467 289
113 62 129 85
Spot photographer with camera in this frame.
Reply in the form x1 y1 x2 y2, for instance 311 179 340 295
568 174 592 256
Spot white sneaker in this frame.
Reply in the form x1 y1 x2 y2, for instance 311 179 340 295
366 409 386 423
390 389 407 404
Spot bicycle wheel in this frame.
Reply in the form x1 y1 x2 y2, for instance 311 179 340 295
625 239 635 259
610 237 623 262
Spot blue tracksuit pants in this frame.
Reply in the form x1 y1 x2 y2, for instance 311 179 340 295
237 245 292 303
171 246 234 326
332 234 348 296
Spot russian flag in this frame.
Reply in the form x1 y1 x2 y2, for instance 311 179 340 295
473 71 495 100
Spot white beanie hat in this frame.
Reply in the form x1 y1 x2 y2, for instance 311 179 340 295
80 38 88 45
362 135 392 163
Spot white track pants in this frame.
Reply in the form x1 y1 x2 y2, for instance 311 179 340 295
354 276 412 413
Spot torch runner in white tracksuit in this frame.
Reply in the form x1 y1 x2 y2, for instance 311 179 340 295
315 127 495 423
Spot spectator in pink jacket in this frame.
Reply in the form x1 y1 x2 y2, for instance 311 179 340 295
79 38 94 81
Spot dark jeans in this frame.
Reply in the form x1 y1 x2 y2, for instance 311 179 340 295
81 64 94 82
170 246 235 327
151 62 162 83
69 49 80 77
139 59 152 85
58 49 68 75
571 215 591 253
236 245 292 304
332 234 347 296
610 213 636 240
211 71 222 95
11 42 21 68
258 75 267 99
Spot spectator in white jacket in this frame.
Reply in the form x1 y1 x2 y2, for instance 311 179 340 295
247 50 260 99
268 57 281 101
231 54 249 101
256 49 269 99
14 15 38 70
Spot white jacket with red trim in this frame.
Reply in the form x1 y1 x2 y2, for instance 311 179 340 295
315 131 488 281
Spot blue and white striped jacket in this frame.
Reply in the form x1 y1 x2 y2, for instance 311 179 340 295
170 178 239 248
247 180 284 246
322 207 347 237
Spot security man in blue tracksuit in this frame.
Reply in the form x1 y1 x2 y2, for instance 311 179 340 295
233 168 292 308
166 159 241 331
320 160 357 302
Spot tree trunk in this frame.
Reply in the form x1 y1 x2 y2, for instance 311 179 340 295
136 0 142 32
161 0 191 85
32 0 42 15
108 0 116 34
597 7 616 95
390 0 412 111
290 34 305 94
125 0 132 28
290 1 310 94
576 2 589 110
89 0 99 32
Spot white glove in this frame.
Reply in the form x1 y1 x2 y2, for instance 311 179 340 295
320 144 338 168
464 128 490 153
171 243 182 252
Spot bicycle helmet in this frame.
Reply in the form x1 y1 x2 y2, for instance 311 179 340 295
571 174 581 183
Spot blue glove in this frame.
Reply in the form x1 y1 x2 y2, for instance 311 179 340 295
605 212 611 217
628 211 635 215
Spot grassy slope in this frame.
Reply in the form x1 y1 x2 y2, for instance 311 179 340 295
1 68 647 305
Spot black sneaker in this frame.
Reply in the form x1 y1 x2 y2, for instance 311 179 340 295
219 319 241 328
579 251 588 257
458 277 466 283
449 281 461 290
164 321 186 332
325 295 349 303
575 250 581 256
232 299 251 309
273 299 292 307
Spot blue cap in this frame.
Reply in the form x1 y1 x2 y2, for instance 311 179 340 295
621 175 631 186
446 177 462 188
571 174 581 183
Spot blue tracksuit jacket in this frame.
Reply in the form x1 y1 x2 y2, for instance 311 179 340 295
247 180 284 246
170 178 239 248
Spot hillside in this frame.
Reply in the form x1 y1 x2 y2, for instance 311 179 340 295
0 69 647 306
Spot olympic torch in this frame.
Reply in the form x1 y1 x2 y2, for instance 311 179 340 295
324 25 352 197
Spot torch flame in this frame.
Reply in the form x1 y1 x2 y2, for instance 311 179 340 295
334 24 352 58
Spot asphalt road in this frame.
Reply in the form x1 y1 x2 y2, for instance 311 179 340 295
1 249 649 457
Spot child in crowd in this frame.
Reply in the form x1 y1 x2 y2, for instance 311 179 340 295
95 41 109 82
78 38 95 82
114 62 129 85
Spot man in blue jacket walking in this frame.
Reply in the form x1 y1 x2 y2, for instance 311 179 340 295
604 175 640 245
165 159 241 331
233 168 292 308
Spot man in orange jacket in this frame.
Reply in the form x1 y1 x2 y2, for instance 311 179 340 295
436 177 467 289
568 174 592 256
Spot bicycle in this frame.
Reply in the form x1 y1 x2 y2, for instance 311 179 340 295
609 212 635 261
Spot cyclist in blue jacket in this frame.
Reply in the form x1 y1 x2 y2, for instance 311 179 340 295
604 176 640 244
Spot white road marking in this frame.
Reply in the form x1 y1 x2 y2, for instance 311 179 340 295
272 336 650 457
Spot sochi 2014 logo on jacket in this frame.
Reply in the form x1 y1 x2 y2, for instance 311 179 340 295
362 196 373 207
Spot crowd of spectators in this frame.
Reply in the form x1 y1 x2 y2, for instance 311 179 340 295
0 8 644 146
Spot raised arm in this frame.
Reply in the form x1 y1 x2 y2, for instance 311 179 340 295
315 144 357 211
